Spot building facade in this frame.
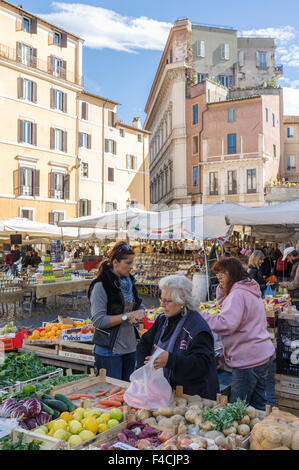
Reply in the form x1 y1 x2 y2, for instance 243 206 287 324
146 18 284 209
187 81 282 206
0 0 83 224
281 116 299 182
0 1 150 224
78 92 150 215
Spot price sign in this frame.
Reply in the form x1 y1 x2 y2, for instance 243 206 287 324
136 285 150 295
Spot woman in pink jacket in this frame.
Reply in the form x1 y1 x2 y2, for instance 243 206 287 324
200 257 275 410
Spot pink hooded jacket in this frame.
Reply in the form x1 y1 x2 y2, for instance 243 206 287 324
200 279 275 369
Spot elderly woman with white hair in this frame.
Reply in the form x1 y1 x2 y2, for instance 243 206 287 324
136 275 219 399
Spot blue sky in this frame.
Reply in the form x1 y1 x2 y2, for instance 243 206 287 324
17 0 299 124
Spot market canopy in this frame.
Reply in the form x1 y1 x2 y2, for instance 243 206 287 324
128 202 253 241
58 208 156 230
0 218 76 240
224 200 299 241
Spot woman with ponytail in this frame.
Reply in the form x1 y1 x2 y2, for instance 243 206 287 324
88 241 145 381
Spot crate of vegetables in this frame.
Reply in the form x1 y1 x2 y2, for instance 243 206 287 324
0 352 59 396
48 369 129 411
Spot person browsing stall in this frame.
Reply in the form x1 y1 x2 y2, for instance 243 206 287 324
279 248 299 307
136 275 219 399
88 242 145 381
247 250 268 295
200 257 275 410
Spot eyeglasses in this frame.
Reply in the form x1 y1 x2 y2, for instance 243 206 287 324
160 298 173 305
216 272 228 278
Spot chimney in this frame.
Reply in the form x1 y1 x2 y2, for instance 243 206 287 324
132 117 141 129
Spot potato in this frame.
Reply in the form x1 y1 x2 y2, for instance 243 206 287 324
158 418 173 429
143 417 157 426
246 406 256 419
172 406 188 416
157 407 174 417
201 399 215 408
175 398 188 407
214 435 226 448
204 430 225 440
185 409 199 424
237 424 250 436
250 418 260 429
223 426 237 436
232 421 239 429
178 422 188 435
187 395 202 404
240 415 250 425
200 420 214 432
171 415 186 424
291 430 299 451
156 415 165 423
188 405 202 414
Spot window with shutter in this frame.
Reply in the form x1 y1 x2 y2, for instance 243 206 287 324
81 162 88 177
105 202 117 212
196 40 205 58
228 108 236 122
22 17 31 33
63 174 70 199
30 18 37 34
21 209 34 220
227 133 237 154
209 172 218 195
221 43 229 60
33 169 40 196
81 102 88 120
247 169 257 193
286 156 296 172
227 170 237 194
108 167 114 182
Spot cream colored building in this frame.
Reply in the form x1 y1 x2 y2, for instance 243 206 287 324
281 116 299 182
0 0 83 224
78 92 150 215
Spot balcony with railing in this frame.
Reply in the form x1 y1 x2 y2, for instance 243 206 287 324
0 43 83 87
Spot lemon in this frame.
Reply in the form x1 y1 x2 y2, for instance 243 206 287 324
98 413 110 423
60 412 73 423
84 417 98 434
79 430 95 442
74 407 85 414
69 420 83 435
68 435 83 447
52 419 68 431
98 423 109 433
72 412 84 422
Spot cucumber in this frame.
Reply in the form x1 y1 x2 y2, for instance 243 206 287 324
41 402 54 416
42 394 54 401
42 399 68 413
53 409 60 420
54 394 76 412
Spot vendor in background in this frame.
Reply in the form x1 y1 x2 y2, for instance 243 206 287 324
260 246 274 279
22 251 32 269
88 242 145 381
247 250 268 295
200 257 275 410
30 250 41 267
137 275 219 399
279 248 299 308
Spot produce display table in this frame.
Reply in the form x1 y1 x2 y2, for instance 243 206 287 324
28 279 92 299
18 347 94 374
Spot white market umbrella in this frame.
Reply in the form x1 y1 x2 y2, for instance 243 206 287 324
58 208 156 231
225 200 299 241
128 202 252 241
0 218 76 240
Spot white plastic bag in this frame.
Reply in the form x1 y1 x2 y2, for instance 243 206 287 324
124 347 173 410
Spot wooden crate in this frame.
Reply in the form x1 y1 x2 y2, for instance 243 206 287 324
49 369 129 410
22 336 60 355
22 335 94 362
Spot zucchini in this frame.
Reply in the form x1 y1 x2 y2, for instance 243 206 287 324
54 394 76 412
53 409 60 420
42 399 68 413
42 394 54 401
41 402 54 415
